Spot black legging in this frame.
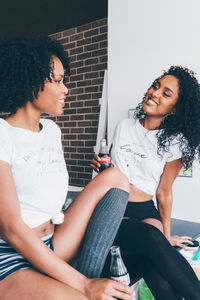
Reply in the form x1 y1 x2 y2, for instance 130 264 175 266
115 218 200 300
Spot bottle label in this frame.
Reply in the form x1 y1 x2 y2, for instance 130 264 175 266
100 156 111 165
110 273 130 286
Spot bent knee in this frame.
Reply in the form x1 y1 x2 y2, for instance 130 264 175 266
102 167 130 192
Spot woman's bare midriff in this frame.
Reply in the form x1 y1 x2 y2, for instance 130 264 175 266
0 220 55 241
122 184 154 220
128 183 153 202
0 185 151 241
32 220 55 238
0 220 55 240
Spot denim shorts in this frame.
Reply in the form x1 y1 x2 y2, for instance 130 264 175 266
0 234 54 281
124 200 161 221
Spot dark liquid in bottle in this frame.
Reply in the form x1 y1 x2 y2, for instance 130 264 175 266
99 153 112 172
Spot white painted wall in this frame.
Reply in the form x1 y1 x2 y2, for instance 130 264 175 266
108 0 200 222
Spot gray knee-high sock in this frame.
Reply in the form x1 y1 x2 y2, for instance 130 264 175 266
75 188 129 278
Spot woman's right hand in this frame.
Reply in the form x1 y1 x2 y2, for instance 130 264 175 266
90 154 101 173
90 154 114 173
85 278 133 300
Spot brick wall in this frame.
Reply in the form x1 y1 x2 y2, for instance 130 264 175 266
50 18 108 187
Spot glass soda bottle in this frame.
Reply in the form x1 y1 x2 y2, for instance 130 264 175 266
110 245 130 286
98 138 112 172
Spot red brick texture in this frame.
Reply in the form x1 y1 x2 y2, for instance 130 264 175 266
50 18 108 187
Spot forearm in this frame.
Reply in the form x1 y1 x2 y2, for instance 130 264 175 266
3 220 89 295
157 192 173 240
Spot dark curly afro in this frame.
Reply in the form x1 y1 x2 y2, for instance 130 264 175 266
0 35 70 114
134 66 200 168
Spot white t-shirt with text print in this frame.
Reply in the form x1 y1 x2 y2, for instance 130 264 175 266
111 118 183 195
0 118 68 228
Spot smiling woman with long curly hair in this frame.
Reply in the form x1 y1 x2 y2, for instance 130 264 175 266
91 66 200 300
134 66 200 169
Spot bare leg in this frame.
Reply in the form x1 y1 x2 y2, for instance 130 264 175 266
142 217 163 232
0 168 129 299
0 269 88 300
52 168 129 261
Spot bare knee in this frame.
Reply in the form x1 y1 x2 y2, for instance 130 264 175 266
100 167 130 193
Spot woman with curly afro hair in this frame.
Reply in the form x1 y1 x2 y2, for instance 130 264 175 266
91 66 200 299
0 35 133 300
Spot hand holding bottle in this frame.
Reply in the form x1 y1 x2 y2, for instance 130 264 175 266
85 277 133 300
90 139 113 173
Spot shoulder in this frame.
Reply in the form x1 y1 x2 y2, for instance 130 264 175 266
40 118 58 127
115 118 136 130
0 119 13 163
114 118 137 136
165 133 187 161
171 133 188 145
168 133 188 151
113 118 137 142
0 119 12 138
40 119 61 134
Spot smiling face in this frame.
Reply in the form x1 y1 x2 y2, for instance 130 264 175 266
32 55 68 116
143 75 179 119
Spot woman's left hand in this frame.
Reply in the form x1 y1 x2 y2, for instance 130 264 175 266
169 235 193 249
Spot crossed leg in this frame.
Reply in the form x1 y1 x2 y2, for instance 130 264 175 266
52 167 129 262
0 168 129 299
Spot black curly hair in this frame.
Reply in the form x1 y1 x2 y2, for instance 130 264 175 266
0 35 70 114
134 66 200 168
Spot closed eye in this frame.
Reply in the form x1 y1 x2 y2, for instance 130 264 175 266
163 92 171 97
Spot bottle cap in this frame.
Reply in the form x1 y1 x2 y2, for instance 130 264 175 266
110 245 120 255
